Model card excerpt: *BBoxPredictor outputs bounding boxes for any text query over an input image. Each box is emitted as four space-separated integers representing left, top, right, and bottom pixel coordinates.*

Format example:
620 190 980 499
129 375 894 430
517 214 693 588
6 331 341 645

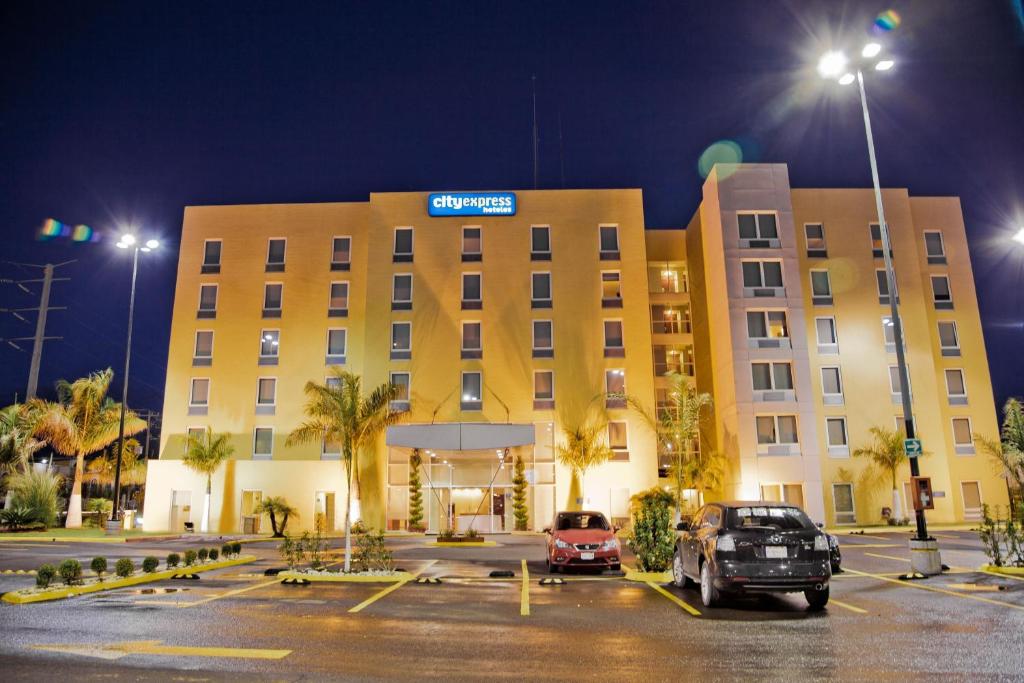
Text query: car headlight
601 538 619 551
716 535 735 553
554 538 570 549
814 534 829 552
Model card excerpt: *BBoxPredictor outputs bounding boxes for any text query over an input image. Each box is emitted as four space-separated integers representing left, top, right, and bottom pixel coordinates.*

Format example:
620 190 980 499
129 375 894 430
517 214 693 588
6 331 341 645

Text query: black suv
672 501 832 609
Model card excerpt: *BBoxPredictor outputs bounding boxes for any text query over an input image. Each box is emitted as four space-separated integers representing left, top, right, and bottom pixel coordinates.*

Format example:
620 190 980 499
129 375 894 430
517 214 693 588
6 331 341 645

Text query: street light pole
111 244 140 525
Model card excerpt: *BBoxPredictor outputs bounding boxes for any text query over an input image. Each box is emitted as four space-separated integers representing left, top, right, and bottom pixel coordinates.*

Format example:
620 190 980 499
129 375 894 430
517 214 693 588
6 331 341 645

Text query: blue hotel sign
428 192 516 217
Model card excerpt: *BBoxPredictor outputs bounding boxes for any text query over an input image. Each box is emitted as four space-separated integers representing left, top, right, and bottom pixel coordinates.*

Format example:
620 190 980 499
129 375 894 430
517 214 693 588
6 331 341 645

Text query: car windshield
726 506 813 530
556 514 609 531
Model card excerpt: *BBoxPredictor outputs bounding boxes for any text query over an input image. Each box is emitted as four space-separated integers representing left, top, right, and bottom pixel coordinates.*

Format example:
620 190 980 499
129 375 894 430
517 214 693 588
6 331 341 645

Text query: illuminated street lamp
110 232 159 531
1013 227 1024 246
818 41 940 571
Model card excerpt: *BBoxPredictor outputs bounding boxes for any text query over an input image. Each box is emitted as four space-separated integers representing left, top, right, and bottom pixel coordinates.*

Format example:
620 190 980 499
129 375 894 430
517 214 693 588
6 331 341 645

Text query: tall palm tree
555 421 613 511
625 373 713 519
183 427 234 533
286 369 407 572
853 426 915 520
1 404 45 508
86 438 147 489
31 369 146 528
977 398 1024 499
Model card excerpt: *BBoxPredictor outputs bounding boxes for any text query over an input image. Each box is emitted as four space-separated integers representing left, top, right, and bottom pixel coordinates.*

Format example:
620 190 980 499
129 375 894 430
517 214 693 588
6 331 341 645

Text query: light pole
818 42 941 574
109 233 159 531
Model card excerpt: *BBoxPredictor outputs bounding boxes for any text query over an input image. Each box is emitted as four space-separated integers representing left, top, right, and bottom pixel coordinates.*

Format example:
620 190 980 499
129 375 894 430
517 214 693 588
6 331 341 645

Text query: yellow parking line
645 581 701 616
348 559 436 614
864 552 909 563
982 569 1024 582
843 567 1024 612
840 544 901 549
520 559 530 616
838 533 891 541
179 579 280 608
829 598 868 614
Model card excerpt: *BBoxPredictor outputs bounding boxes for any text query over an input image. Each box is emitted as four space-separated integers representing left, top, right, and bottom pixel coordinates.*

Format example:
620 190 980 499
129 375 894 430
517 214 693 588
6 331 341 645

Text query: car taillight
716 535 735 553
813 535 829 552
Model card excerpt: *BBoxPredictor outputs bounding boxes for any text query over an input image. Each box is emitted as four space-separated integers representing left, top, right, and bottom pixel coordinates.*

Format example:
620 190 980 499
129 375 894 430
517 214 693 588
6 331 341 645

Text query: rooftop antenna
532 75 539 190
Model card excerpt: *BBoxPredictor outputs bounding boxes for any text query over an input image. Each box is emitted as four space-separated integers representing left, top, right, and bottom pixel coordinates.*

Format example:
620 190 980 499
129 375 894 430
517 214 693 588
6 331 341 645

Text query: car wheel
672 550 687 588
549 562 559 574
699 561 720 607
805 585 829 610
831 561 842 574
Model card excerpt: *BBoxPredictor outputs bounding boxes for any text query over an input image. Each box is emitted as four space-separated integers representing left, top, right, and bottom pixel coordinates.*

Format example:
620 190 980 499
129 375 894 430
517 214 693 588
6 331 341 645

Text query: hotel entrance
423 449 515 533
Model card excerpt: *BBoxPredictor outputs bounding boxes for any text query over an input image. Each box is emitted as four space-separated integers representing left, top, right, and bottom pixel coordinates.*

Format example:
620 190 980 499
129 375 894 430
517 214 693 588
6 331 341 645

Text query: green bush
465 527 480 540
84 498 113 528
58 559 82 586
353 527 393 573
231 541 242 556
166 552 181 568
115 558 134 578
628 497 676 572
184 549 198 566
208 548 219 561
8 469 63 529
197 547 209 562
221 543 232 558
142 556 159 573
0 506 40 531
438 527 455 541
512 456 529 531
90 557 108 581
36 563 56 588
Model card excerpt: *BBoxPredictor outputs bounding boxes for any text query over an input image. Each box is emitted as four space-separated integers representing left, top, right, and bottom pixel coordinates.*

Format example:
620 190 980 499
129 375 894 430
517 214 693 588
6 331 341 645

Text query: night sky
1 1 1022 414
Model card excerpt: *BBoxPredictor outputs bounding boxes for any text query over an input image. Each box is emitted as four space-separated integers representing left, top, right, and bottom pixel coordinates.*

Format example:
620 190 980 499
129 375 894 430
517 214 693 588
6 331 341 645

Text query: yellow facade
145 166 1007 532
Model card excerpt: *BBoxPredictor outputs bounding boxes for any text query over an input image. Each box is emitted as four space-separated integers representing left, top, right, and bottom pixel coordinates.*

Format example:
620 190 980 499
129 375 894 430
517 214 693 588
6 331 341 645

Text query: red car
544 511 621 572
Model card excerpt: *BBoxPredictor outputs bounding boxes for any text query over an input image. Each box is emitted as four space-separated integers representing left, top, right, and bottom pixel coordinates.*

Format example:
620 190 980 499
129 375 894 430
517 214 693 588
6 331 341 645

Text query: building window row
800 223 948 265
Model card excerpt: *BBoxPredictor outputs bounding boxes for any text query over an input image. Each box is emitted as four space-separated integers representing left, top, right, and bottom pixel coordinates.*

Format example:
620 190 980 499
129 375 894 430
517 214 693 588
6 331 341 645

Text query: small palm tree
977 398 1024 498
286 369 407 572
183 427 234 533
853 426 915 520
30 369 146 528
1 404 45 507
86 438 147 490
255 496 299 537
556 421 613 511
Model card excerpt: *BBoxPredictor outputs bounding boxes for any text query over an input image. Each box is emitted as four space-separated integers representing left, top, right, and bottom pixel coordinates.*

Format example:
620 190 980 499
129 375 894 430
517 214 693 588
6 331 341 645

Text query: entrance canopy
385 423 535 451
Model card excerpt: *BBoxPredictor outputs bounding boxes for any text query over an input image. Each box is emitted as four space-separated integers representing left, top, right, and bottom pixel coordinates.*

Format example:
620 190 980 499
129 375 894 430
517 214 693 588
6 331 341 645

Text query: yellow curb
2 556 257 605
624 568 673 583
520 559 530 616
428 541 498 547
277 570 413 583
981 564 1024 577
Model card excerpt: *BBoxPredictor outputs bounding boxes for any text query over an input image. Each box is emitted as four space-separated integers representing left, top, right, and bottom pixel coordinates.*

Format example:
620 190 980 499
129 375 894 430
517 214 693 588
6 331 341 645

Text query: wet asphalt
0 531 1022 681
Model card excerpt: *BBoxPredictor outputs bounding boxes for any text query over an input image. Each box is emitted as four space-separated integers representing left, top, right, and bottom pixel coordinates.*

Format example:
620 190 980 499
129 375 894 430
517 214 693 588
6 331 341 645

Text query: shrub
630 486 675 515
166 552 181 568
279 534 304 570
8 469 63 529
142 556 159 573
84 498 113 528
979 505 1005 567
90 557 108 581
438 527 455 541
36 563 57 588
115 558 134 578
628 497 675 572
512 455 529 531
197 547 209 562
353 527 393 573
465 527 480 540
208 548 219 561
231 541 242 556
0 506 40 531
221 543 232 558
59 558 82 586
184 549 198 566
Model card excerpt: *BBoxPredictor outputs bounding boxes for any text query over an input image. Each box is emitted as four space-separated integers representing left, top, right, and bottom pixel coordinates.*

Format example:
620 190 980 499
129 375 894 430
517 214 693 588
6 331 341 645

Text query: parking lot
1 530 1022 681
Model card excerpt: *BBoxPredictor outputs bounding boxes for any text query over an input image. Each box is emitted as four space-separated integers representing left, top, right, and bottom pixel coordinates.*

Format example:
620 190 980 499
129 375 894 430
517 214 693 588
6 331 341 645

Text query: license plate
765 546 788 559
580 552 595 560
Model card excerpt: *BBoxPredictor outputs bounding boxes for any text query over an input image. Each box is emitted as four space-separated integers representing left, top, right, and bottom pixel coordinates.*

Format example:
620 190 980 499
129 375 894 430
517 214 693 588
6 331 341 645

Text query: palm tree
85 438 147 491
286 369 407 572
1 404 45 508
31 369 146 528
853 426 915 521
624 373 713 520
977 398 1024 501
555 421 613 511
183 427 234 533
256 496 299 537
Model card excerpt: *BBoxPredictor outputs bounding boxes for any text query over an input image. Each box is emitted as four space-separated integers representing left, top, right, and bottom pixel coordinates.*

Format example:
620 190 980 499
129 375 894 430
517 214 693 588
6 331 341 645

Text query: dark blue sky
1 1 1022 412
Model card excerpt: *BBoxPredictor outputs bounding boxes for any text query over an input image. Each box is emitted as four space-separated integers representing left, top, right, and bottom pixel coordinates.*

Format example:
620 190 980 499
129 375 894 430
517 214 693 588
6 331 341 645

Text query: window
649 264 686 293
329 282 349 316
832 483 856 524
198 284 218 318
462 226 482 260
391 322 411 359
266 238 286 271
253 427 273 459
815 317 838 351
751 362 793 392
952 417 974 454
924 231 946 263
821 367 843 403
531 272 552 308
605 369 626 396
938 321 960 355
747 310 789 341
601 271 622 307
869 223 892 257
257 377 276 406
461 371 482 409
738 213 778 244
741 260 783 292
393 227 413 262
888 365 912 399
653 344 693 376
263 283 283 317
945 369 967 404
599 225 620 259
462 273 482 309
826 417 849 451
193 331 213 365
603 320 624 356
531 225 551 259
931 275 953 308
810 270 832 304
875 270 899 304
534 370 554 407
202 239 221 273
608 421 628 460
880 316 897 353
331 236 352 270
805 223 826 255
960 481 983 520
461 321 482 358
532 320 553 357
652 305 688 334
259 329 280 362
756 415 799 446
392 273 413 310
190 378 210 407
391 372 410 408
327 329 347 363
185 427 206 454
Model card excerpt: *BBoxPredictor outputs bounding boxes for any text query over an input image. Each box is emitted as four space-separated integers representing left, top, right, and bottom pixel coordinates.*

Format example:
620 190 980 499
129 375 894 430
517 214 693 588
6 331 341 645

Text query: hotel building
143 163 1008 533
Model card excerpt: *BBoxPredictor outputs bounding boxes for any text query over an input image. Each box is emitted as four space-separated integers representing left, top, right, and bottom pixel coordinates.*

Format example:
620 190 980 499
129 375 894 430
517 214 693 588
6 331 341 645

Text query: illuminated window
259 329 279 358
461 372 482 409
601 271 622 307
391 372 410 403
747 310 788 339
391 322 411 360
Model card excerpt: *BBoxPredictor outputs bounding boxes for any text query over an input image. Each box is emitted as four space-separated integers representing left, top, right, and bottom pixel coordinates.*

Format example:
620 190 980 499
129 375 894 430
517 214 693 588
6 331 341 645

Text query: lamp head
817 50 848 78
